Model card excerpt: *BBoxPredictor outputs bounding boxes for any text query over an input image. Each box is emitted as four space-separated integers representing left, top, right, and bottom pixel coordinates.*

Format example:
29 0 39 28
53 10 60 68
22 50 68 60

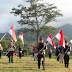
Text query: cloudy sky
0 0 72 33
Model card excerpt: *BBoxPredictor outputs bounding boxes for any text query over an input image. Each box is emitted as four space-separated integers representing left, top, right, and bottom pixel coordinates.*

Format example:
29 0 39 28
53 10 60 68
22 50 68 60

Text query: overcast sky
0 0 72 33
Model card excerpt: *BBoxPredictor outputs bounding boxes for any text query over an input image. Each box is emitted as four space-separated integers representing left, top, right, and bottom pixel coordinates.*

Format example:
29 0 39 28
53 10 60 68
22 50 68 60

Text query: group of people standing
55 41 71 68
0 38 71 70
33 38 71 70
0 40 23 63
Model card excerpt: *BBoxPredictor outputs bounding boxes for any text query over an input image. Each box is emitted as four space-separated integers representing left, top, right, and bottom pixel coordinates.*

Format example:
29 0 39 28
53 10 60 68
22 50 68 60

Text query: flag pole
0 32 7 42
4 25 17 56
0 25 15 42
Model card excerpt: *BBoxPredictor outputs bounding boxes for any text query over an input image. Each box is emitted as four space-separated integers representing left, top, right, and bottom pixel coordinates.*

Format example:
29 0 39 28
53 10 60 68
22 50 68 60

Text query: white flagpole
0 32 7 42
0 25 14 42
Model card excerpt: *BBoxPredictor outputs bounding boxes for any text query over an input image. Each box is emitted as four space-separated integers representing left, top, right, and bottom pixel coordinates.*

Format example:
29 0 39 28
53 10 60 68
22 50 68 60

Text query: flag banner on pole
8 26 17 42
18 32 24 44
55 29 65 48
46 34 56 48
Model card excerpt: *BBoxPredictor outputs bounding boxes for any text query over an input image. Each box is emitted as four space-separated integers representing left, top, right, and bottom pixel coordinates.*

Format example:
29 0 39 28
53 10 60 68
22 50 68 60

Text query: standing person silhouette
49 47 52 59
18 45 23 59
37 38 47 70
8 40 16 63
64 41 71 68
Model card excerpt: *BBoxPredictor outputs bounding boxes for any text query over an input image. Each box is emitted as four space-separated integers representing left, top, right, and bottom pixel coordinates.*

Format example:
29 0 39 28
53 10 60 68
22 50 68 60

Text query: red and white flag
18 32 24 44
47 34 56 48
55 29 65 48
8 26 17 42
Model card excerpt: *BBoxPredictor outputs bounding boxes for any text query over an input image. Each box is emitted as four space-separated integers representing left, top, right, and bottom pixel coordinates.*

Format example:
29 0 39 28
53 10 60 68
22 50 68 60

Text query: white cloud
0 0 72 33
41 0 72 27
0 0 24 33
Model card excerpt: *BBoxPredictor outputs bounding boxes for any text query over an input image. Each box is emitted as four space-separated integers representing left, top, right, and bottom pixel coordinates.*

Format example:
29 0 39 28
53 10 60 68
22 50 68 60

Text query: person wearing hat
64 41 71 68
36 38 47 70
0 42 3 59
8 40 16 63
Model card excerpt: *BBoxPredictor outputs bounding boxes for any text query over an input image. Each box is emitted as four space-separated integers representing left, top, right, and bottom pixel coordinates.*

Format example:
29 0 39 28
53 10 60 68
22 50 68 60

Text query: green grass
0 56 72 72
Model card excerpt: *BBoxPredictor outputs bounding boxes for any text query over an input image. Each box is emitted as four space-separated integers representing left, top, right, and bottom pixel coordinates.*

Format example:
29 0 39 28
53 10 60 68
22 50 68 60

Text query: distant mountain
0 24 72 41
58 24 72 39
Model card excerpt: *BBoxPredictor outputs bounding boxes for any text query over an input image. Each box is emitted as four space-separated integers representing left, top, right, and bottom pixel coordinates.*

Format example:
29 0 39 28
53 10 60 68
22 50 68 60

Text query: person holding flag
55 29 65 62
36 38 47 70
55 29 65 48
7 26 17 63
64 41 71 68
18 32 24 58
46 34 56 59
7 40 16 63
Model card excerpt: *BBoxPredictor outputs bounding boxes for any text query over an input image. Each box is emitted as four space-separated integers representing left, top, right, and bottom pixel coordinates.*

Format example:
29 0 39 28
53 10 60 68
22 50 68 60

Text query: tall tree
11 0 62 43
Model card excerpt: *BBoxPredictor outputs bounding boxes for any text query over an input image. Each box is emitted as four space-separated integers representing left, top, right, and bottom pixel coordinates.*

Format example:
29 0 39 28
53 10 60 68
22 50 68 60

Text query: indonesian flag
55 29 65 48
8 26 17 42
47 34 56 48
18 32 24 44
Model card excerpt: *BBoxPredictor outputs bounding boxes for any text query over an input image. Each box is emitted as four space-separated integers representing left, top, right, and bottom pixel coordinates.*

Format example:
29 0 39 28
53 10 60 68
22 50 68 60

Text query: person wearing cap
37 38 47 70
64 41 71 68
0 42 3 59
18 45 23 59
8 40 16 63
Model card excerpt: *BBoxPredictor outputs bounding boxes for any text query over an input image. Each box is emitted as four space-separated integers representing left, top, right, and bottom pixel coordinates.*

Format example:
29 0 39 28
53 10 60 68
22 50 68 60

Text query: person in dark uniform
0 42 3 59
56 45 60 61
8 40 16 63
48 47 52 59
64 41 71 68
37 38 47 70
18 45 23 59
